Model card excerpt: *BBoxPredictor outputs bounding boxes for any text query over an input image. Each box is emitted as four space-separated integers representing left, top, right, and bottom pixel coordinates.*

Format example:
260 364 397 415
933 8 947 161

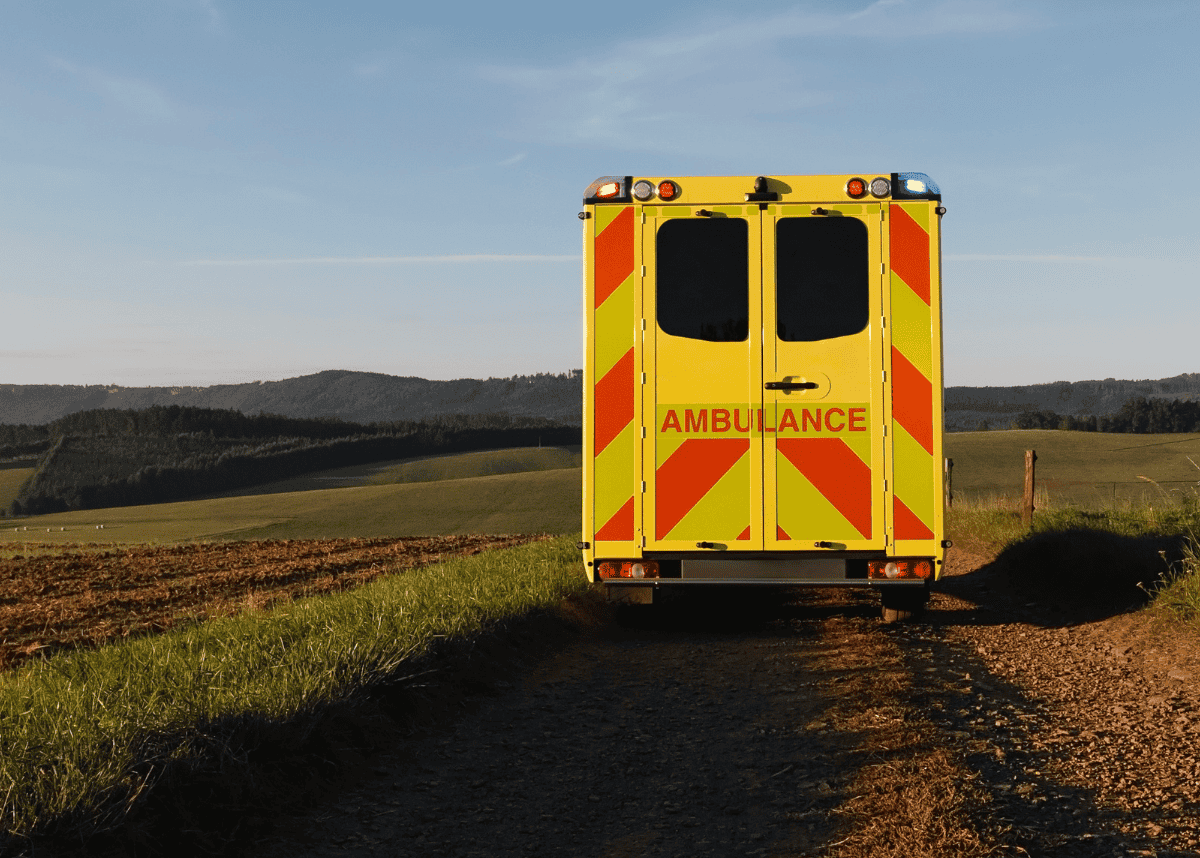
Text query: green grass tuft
0 535 588 842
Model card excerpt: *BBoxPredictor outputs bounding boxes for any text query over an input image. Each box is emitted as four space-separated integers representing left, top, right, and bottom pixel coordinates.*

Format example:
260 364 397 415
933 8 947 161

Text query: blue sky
1 0 1196 388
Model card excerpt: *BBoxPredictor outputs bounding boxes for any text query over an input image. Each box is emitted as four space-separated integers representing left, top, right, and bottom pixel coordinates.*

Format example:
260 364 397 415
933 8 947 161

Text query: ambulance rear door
644 200 888 554
762 203 887 552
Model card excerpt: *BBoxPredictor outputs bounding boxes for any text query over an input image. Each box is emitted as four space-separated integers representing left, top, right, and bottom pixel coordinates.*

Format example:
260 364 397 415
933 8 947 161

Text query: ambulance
578 173 948 621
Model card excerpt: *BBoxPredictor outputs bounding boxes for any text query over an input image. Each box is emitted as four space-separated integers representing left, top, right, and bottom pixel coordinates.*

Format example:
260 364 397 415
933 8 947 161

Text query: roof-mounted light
632 180 655 201
583 176 633 205
869 177 891 198
657 180 679 201
891 172 942 201
845 177 867 199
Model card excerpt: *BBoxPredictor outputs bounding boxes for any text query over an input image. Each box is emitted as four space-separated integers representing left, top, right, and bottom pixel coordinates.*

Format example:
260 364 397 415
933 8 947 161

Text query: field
3 432 1200 853
0 459 36 512
0 534 545 671
198 445 581 498
1 462 581 547
945 430 1200 508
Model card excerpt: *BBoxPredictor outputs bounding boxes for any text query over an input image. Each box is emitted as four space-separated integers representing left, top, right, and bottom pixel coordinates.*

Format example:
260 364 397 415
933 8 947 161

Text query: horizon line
181 254 577 266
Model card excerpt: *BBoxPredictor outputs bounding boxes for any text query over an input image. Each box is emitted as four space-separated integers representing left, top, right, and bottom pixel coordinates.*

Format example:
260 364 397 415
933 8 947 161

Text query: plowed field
0 535 547 670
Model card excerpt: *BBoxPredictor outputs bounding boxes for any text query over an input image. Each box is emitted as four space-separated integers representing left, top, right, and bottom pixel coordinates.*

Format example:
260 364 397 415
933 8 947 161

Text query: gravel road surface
244 546 1200 858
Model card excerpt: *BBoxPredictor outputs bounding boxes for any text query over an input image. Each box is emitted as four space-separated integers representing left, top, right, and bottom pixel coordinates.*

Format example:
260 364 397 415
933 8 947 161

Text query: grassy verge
947 492 1200 624
0 534 590 850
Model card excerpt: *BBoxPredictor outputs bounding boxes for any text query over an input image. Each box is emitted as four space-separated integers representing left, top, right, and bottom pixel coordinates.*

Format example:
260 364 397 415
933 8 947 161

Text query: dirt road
245 546 1200 858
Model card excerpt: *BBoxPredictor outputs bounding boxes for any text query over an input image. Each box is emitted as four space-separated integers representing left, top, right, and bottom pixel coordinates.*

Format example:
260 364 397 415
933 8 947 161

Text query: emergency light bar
891 172 941 201
583 176 632 204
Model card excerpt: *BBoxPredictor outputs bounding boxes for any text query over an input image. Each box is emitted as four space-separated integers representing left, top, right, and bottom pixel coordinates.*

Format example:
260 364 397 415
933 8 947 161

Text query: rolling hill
0 369 583 426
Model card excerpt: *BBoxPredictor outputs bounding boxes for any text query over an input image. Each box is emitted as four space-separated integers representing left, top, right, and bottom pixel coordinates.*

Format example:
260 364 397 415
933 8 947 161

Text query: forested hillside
0 370 583 425
5 368 1200 434
1009 397 1200 434
946 373 1200 431
2 405 579 516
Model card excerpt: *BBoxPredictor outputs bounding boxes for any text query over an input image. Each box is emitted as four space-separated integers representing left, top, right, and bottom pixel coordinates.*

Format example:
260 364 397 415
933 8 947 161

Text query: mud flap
606 585 655 605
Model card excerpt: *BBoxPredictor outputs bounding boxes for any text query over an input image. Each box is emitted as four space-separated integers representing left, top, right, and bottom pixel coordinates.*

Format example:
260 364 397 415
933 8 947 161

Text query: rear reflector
597 560 660 580
868 559 932 580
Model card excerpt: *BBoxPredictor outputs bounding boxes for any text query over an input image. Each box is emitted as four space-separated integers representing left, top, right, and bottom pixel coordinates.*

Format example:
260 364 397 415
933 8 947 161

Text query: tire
880 586 928 623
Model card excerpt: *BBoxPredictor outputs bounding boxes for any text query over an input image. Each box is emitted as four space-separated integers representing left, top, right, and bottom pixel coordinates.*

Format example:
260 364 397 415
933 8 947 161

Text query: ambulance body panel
580 174 945 610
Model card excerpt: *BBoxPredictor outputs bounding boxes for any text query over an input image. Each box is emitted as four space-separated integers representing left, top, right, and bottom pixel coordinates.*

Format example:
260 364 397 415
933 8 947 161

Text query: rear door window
656 218 749 342
775 217 869 342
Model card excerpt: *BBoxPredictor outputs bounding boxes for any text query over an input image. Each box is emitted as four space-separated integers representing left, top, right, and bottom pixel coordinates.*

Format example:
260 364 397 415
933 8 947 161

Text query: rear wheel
880 585 928 623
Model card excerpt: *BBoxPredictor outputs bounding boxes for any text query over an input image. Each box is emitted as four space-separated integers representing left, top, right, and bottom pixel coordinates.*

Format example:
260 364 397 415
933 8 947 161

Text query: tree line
2 405 580 516
1012 396 1200 433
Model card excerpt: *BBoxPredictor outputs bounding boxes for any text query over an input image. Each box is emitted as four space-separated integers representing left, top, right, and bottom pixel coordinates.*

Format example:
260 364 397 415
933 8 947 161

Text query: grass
945 457 1200 626
0 467 582 546
196 446 582 498
0 461 35 515
0 534 590 846
364 446 581 485
945 429 1200 508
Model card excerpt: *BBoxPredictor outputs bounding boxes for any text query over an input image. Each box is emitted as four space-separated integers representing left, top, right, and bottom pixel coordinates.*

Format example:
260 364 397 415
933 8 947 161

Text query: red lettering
685 409 707 433
734 409 751 433
661 410 681 432
849 407 866 431
712 408 730 432
802 409 822 432
778 408 798 433
824 408 846 432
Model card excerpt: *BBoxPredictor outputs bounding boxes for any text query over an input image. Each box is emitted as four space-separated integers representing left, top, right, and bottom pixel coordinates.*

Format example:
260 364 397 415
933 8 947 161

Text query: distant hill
4 368 1199 432
945 373 1200 431
0 370 583 426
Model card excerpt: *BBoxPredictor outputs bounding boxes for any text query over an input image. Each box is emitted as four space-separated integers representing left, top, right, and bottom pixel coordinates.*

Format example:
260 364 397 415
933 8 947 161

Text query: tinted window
776 217 869 342
656 218 748 342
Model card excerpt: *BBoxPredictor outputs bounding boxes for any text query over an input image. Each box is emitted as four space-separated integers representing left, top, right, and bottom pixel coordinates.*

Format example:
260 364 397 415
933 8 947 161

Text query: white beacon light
632 180 655 201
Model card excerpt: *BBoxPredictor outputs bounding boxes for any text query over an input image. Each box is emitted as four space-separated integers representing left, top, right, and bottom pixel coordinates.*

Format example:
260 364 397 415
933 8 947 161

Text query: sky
1 0 1197 389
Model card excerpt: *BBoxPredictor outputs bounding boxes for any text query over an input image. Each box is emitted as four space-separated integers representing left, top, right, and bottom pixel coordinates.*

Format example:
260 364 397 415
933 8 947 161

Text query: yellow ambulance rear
578 174 947 620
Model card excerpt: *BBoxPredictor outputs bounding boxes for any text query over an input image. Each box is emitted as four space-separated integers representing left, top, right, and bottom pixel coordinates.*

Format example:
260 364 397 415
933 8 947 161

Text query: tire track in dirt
245 557 1200 857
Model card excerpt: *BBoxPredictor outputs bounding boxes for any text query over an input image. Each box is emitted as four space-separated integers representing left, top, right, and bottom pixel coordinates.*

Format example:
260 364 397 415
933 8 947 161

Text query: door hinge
881 262 886 275
641 212 647 224
882 370 887 382
883 425 888 436
641 318 647 330
884 479 888 491
641 481 646 493
641 265 646 276
881 316 886 329
641 536 647 547
641 372 647 384
641 426 647 439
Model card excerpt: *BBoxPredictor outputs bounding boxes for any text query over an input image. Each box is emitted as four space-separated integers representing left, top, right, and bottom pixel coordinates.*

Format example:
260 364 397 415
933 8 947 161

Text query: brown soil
241 542 1200 858
10 537 1200 856
0 535 547 670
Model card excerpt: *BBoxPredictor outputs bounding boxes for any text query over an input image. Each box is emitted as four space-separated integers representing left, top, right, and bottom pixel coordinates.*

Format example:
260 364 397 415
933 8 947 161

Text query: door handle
765 381 819 390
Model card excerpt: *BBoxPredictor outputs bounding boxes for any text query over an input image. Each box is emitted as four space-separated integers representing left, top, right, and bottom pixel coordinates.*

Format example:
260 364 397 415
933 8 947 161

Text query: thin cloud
182 255 577 266
947 254 1153 263
498 152 527 167
49 57 187 123
353 58 390 79
482 0 1037 151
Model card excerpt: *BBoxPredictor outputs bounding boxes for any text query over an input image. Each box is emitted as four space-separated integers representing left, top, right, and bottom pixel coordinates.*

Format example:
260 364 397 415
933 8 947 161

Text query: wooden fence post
944 458 953 509
1023 449 1037 526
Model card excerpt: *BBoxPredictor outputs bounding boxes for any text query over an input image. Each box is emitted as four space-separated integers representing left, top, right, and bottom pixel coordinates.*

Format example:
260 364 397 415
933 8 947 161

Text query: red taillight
868 559 932 580
597 560 660 580
657 180 678 201
845 177 867 198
